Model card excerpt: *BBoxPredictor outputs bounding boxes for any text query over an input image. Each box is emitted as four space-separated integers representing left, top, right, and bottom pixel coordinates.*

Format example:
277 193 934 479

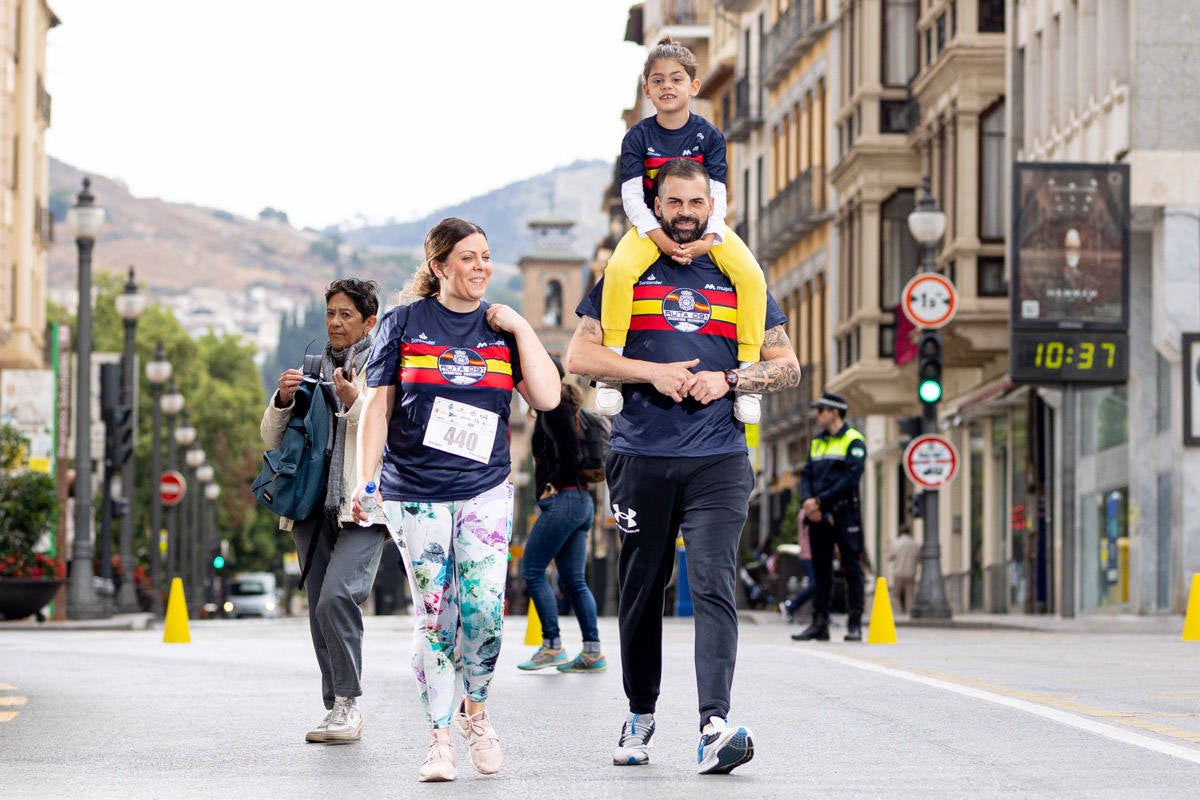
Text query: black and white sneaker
696 716 754 774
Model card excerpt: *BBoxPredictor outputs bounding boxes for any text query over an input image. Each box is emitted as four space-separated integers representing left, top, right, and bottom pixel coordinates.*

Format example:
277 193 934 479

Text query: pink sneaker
454 698 503 774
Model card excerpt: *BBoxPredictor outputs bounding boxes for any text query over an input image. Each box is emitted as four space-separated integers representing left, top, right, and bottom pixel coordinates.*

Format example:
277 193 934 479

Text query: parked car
223 572 279 619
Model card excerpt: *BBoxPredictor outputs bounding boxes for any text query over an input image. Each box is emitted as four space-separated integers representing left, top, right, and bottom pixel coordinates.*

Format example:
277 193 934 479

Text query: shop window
1080 386 1128 455
1081 487 1127 610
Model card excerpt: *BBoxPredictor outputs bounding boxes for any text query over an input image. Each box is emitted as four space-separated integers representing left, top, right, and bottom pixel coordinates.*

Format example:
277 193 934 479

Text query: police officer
793 392 867 642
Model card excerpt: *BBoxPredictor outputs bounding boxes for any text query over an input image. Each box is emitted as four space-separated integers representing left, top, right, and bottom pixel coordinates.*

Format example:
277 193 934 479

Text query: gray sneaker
612 712 655 766
323 695 362 743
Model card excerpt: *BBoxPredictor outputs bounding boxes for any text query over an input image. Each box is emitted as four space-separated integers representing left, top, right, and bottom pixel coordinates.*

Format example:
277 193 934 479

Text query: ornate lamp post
65 178 108 620
907 176 952 619
160 383 184 583
204 482 222 607
195 465 215 607
144 342 172 614
173 411 197 594
114 268 145 613
185 442 206 609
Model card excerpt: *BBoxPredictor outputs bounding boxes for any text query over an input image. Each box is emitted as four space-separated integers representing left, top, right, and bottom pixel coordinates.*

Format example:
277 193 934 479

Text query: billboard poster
1011 162 1130 331
1 369 56 473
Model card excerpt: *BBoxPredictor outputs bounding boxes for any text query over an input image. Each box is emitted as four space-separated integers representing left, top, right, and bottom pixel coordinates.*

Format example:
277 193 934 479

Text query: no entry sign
160 470 186 506
903 434 959 490
901 273 958 329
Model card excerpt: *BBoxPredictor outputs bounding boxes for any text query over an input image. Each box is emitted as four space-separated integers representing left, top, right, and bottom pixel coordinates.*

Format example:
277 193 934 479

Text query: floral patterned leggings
383 481 512 729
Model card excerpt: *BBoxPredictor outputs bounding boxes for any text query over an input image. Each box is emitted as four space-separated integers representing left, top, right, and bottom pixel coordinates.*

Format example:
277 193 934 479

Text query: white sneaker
595 383 623 415
697 716 755 774
734 393 761 425
612 712 655 766
305 707 335 743
322 695 362 743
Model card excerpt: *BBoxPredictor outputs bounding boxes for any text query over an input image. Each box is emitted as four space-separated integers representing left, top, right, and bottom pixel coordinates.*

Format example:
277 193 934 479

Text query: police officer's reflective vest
801 424 866 509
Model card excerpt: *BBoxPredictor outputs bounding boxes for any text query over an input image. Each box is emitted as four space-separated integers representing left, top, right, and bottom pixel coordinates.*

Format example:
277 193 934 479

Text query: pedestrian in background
353 217 559 782
518 355 606 673
778 515 814 625
793 391 868 643
567 157 800 775
260 277 386 745
889 525 921 614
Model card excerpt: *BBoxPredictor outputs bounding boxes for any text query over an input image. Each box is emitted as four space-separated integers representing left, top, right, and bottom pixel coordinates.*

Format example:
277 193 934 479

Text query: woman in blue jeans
518 357 606 672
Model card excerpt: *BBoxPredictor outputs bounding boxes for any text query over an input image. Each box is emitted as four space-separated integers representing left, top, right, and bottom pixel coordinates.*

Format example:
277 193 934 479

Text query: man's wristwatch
724 369 739 389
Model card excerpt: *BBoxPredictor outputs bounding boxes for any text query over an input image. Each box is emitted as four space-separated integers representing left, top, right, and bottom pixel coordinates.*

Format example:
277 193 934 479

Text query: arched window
543 279 563 327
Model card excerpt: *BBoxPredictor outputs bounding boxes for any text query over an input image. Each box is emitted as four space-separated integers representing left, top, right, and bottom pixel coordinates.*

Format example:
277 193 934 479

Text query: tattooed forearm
762 326 788 349
573 316 629 383
580 316 602 337
735 360 800 392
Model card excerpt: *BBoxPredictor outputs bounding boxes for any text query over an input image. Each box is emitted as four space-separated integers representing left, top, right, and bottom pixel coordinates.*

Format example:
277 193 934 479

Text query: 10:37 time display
1010 331 1129 384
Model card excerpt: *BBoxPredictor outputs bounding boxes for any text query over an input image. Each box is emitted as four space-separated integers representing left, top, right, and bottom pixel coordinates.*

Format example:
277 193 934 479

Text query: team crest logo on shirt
437 347 488 385
661 287 712 332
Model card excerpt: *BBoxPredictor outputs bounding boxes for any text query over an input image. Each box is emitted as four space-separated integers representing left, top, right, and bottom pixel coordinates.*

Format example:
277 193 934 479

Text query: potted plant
0 424 63 620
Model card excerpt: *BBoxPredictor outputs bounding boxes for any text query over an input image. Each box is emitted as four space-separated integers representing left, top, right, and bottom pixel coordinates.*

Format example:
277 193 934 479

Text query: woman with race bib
353 217 559 782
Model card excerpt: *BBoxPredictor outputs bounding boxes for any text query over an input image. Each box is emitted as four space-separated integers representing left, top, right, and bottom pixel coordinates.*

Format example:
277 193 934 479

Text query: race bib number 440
422 396 499 464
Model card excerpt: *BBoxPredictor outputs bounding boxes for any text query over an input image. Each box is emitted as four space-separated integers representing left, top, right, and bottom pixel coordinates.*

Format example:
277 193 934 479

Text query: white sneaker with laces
612 712 655 766
322 695 362 743
697 715 755 774
305 707 335 743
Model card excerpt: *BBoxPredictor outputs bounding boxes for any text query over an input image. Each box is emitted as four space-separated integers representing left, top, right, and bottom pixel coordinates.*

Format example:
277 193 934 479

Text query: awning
941 377 1030 423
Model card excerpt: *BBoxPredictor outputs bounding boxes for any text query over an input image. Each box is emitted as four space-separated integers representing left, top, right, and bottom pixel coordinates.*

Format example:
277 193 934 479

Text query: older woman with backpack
517 355 607 674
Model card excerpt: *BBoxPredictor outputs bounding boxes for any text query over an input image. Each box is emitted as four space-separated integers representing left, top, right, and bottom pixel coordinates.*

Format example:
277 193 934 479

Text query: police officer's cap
811 391 849 412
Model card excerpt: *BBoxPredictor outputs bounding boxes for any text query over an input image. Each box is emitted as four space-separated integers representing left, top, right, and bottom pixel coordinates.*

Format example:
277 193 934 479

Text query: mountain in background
46 157 614 307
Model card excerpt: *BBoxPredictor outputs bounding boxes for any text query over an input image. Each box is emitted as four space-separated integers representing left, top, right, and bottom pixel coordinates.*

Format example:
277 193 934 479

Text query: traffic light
100 362 134 469
105 404 134 469
211 550 226 571
917 332 943 405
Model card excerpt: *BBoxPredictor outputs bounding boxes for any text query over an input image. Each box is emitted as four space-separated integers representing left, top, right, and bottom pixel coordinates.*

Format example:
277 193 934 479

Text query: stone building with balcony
0 0 57 370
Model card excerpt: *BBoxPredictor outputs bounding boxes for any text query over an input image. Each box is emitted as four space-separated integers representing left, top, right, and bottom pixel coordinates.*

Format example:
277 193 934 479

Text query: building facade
0 0 56 370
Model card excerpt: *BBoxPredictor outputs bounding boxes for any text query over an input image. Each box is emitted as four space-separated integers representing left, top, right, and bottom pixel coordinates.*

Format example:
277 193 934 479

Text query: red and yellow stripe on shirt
642 154 705 192
628 284 737 339
398 342 514 389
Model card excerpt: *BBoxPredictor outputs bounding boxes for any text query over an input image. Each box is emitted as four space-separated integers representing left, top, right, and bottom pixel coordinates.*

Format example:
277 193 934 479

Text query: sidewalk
740 607 1187 636
0 612 154 631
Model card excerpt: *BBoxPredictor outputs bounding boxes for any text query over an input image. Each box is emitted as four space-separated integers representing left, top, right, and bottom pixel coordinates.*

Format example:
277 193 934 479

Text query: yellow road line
0 682 15 690
0 711 18 722
0 696 28 706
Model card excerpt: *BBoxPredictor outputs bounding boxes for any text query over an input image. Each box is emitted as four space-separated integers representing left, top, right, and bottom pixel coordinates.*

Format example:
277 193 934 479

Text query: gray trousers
292 513 386 709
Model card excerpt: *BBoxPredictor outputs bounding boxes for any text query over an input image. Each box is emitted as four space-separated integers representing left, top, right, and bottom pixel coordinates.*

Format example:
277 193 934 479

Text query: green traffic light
212 555 226 570
918 379 943 404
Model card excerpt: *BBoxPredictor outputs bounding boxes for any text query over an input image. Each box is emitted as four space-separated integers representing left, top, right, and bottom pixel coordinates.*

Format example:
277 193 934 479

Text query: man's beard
663 214 705 244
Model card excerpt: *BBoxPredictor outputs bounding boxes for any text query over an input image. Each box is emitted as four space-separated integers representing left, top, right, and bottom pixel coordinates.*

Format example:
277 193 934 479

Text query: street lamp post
194 462 214 609
907 176 953 619
173 412 197 603
185 442 206 610
160 383 184 584
66 178 108 620
114 268 145 613
145 342 172 615
204 482 221 607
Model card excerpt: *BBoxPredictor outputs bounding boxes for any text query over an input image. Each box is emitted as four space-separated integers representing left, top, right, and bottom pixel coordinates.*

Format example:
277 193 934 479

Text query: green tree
69 271 289 580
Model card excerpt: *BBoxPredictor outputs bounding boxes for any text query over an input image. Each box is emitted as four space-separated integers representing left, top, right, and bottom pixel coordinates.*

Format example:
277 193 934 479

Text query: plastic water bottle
357 481 379 527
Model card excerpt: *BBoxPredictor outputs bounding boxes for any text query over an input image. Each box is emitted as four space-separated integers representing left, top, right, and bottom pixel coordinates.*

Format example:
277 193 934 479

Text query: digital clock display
1010 331 1129 384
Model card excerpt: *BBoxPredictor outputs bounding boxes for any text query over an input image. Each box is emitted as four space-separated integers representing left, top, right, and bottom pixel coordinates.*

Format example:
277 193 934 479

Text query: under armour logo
611 503 639 533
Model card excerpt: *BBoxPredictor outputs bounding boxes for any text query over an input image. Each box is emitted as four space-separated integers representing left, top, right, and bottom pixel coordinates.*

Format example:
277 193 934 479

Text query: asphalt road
3 611 1200 798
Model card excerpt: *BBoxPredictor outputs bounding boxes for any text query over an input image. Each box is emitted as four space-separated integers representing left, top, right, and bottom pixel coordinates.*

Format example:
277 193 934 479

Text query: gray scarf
322 334 373 515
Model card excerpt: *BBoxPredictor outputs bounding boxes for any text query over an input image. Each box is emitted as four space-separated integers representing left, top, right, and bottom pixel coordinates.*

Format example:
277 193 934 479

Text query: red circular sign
903 434 959 490
160 470 187 506
901 273 958 329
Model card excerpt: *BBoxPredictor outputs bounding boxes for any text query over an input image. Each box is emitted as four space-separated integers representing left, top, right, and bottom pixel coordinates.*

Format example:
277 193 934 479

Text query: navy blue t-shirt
576 256 785 458
365 297 523 502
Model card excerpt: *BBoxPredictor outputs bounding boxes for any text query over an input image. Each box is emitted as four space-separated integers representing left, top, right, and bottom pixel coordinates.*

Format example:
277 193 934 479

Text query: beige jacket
259 366 384 530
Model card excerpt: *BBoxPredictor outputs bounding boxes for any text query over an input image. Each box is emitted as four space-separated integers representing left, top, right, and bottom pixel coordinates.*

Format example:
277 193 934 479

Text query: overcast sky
45 1 646 230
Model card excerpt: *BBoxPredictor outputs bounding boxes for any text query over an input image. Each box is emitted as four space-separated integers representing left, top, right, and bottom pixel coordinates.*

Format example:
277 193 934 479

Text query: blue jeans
520 488 599 644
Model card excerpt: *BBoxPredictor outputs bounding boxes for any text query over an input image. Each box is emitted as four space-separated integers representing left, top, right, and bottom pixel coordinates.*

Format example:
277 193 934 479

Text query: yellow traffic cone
1182 574 1200 642
866 576 897 644
163 577 191 644
523 600 543 646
